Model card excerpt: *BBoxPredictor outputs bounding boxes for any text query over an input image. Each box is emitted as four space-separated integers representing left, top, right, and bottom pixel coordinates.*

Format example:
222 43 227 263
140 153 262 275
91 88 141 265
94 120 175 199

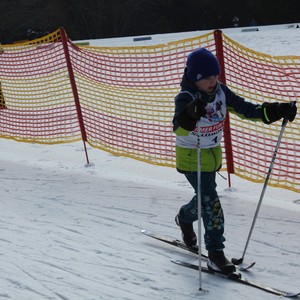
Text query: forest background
0 0 299 44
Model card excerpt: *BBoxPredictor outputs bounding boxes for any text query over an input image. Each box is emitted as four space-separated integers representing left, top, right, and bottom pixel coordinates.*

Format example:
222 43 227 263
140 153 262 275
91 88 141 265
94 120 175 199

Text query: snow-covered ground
1 24 300 299
80 23 300 56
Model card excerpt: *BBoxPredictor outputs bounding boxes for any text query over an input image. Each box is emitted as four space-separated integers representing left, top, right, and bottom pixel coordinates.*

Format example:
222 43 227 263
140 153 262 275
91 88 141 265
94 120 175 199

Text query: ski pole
196 118 203 291
232 102 295 265
197 118 209 294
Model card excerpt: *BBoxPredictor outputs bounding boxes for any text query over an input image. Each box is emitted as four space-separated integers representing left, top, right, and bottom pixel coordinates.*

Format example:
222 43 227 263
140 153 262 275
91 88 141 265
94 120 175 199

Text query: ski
141 229 203 256
141 229 255 271
171 259 300 298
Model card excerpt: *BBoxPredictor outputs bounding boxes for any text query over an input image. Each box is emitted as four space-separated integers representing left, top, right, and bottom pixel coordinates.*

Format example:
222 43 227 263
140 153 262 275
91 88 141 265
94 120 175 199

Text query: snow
1 24 300 299
80 23 300 56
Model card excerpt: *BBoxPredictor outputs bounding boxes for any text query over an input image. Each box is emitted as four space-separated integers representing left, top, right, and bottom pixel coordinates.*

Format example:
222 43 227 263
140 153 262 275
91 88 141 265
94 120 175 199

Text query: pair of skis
141 230 300 298
141 229 255 271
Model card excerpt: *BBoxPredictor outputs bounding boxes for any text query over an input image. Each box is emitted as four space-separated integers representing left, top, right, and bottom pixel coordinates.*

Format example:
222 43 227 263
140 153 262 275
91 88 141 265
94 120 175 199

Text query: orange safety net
0 28 299 192
68 32 216 166
0 29 82 144
222 34 300 192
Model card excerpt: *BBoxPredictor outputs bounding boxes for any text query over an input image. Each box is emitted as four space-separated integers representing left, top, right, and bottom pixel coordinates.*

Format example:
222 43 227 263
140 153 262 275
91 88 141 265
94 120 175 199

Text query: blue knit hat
186 48 220 82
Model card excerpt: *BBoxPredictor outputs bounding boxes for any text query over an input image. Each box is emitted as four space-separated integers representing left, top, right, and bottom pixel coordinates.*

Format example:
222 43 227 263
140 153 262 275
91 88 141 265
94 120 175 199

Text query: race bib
176 89 227 149
191 119 225 148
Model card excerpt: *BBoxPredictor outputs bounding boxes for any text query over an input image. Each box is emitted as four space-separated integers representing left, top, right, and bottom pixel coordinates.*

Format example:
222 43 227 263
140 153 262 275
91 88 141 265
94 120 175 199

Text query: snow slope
1 24 300 299
80 23 300 56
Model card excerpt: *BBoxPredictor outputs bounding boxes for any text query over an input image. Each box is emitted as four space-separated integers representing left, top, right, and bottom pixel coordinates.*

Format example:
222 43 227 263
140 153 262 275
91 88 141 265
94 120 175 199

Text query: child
172 48 297 274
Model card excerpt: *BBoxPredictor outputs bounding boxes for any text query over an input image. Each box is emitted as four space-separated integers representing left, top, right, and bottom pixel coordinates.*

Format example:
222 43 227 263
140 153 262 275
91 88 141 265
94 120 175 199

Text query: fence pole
214 29 234 187
60 27 90 165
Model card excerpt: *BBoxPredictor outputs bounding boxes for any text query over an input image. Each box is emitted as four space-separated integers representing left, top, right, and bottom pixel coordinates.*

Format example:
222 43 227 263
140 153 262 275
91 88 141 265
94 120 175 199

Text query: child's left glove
262 101 297 124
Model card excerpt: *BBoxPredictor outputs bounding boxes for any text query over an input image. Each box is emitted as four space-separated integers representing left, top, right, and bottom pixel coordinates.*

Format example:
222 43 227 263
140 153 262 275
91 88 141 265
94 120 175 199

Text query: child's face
194 76 218 93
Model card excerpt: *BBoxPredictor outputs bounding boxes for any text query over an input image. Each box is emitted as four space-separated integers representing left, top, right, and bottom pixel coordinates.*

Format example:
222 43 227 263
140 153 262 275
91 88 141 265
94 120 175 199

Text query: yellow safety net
222 34 300 192
0 28 299 192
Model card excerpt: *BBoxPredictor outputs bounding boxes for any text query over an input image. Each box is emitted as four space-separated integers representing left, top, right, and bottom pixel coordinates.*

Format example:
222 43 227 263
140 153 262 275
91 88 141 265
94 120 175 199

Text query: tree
0 0 65 43
0 0 299 43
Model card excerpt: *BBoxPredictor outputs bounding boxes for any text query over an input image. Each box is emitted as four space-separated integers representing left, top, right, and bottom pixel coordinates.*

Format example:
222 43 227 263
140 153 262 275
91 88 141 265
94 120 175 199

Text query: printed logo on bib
192 98 226 148
191 120 225 148
206 100 225 122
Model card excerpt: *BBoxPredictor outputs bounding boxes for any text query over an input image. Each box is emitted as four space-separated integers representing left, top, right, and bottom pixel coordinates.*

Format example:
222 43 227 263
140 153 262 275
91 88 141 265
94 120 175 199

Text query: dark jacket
172 73 262 173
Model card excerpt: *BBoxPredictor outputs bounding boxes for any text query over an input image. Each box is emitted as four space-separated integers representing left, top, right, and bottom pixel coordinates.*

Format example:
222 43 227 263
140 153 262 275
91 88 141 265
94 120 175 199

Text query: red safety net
0 30 81 144
0 28 299 192
221 34 300 191
66 31 217 166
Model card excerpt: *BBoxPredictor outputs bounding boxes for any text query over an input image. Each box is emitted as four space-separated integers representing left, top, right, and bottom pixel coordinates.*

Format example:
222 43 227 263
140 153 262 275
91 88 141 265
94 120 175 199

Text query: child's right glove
178 93 207 131
262 101 297 124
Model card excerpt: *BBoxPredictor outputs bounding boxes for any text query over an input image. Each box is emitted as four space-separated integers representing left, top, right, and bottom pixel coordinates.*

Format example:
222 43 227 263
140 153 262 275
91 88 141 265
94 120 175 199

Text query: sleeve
221 84 262 121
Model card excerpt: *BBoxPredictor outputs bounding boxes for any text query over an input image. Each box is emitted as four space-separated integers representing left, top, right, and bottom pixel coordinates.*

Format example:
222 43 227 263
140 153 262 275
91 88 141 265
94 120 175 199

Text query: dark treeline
0 0 299 44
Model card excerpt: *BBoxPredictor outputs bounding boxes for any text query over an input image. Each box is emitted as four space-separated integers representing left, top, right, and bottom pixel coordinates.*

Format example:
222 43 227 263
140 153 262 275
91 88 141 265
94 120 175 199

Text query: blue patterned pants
179 171 226 251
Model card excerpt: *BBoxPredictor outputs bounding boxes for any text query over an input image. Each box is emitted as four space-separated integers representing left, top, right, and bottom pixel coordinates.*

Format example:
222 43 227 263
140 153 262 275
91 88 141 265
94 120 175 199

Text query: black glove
185 97 207 120
262 101 297 124
178 94 207 131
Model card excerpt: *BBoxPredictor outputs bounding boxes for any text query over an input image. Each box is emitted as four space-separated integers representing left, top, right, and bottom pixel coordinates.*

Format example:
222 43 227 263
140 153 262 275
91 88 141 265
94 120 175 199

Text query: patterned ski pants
180 171 226 251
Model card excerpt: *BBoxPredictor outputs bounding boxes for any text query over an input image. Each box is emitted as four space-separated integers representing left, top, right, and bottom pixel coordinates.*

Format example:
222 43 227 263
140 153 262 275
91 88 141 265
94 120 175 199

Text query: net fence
68 32 216 166
0 28 299 192
222 34 300 191
0 30 81 144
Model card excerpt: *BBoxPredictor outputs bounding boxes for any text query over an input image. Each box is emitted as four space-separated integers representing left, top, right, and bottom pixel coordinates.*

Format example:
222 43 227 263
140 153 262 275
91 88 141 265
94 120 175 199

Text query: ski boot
175 211 197 247
207 250 236 275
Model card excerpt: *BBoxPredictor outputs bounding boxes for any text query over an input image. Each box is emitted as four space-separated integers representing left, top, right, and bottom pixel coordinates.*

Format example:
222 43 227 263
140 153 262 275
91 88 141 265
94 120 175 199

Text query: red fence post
214 29 234 187
60 27 90 165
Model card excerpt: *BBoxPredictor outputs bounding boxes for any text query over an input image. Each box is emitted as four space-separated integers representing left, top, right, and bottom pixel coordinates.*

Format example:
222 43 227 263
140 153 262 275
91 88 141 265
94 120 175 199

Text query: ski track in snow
0 141 299 300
